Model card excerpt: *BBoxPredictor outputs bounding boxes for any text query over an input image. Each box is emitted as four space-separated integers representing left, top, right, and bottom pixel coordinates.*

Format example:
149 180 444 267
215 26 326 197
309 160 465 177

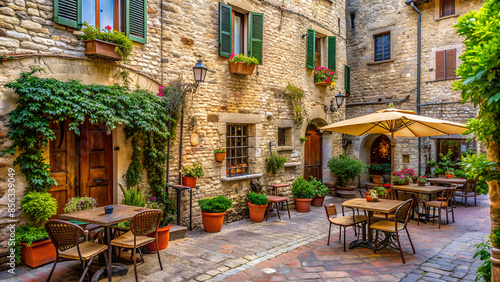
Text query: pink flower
325 80 331 84
157 92 164 97
327 76 331 80
105 25 112 31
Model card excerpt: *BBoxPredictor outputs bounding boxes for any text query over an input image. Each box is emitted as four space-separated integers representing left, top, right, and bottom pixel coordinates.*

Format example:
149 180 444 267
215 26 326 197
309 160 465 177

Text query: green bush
182 162 204 178
79 22 133 61
266 153 287 174
64 196 98 213
247 192 268 206
309 177 329 197
291 176 315 199
21 192 57 225
327 155 367 187
119 184 146 207
14 225 49 263
199 196 232 213
460 153 498 195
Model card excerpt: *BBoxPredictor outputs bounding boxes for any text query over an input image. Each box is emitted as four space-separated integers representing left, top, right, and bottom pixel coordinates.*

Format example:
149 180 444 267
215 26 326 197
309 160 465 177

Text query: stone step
169 224 188 241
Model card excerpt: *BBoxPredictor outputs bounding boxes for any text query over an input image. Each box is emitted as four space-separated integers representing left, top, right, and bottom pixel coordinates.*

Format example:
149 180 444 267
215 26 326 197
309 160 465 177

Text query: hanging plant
265 153 287 174
283 83 308 125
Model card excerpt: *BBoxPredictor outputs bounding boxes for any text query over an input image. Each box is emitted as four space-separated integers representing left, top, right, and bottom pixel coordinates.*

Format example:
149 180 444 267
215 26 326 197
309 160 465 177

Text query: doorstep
169 224 188 241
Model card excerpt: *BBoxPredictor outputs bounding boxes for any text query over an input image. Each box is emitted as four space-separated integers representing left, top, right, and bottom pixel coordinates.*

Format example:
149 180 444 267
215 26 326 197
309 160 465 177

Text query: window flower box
79 24 133 62
314 66 336 87
228 53 259 75
83 39 122 61
315 81 332 87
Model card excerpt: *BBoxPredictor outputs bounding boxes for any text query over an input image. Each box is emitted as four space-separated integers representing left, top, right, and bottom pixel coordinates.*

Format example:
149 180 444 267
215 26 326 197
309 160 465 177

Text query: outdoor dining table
427 178 467 186
342 198 403 250
60 204 150 281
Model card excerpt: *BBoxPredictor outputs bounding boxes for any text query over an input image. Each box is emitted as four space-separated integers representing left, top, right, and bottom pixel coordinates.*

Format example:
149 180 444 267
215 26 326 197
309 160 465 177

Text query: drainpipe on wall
407 0 422 176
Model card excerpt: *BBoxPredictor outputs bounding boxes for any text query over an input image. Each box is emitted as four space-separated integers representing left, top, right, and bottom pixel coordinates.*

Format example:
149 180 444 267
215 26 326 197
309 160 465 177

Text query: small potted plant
314 66 336 86
199 196 233 232
19 192 57 267
79 23 133 61
310 177 329 207
265 153 287 174
227 53 259 75
418 175 428 186
247 192 269 223
145 197 176 252
64 196 98 224
214 148 226 162
291 176 316 212
327 155 367 197
181 162 204 188
446 170 455 179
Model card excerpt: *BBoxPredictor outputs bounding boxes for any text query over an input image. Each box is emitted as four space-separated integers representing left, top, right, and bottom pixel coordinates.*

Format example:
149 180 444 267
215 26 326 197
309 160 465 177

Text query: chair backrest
441 188 455 205
395 198 414 225
324 204 337 218
130 209 162 236
467 179 478 194
45 219 86 252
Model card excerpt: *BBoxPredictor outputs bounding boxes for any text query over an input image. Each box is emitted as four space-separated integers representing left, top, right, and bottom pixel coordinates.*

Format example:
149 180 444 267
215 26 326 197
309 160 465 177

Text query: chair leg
432 207 435 225
276 202 281 221
343 227 346 252
338 226 342 241
451 205 455 223
265 203 270 222
156 239 163 270
446 207 449 224
395 231 405 264
138 247 144 263
285 200 291 219
47 257 58 282
373 230 379 254
133 246 138 282
79 257 93 282
438 208 442 229
474 196 477 207
327 223 331 245
465 197 468 208
405 227 415 254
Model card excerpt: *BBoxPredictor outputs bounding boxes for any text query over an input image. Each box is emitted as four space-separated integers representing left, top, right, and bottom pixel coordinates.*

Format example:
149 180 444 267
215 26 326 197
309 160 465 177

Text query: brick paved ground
0 194 490 281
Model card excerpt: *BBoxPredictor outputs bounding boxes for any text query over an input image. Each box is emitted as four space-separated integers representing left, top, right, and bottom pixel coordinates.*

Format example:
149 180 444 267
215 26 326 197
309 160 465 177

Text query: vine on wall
283 83 308 125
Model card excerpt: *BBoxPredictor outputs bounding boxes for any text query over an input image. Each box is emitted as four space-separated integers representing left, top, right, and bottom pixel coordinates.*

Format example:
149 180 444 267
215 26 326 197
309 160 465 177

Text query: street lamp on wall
192 55 208 83
324 92 346 113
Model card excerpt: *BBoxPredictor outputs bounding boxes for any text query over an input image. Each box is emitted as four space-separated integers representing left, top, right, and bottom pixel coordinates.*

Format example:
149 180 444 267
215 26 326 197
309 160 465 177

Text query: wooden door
79 120 113 206
304 124 323 181
49 121 78 216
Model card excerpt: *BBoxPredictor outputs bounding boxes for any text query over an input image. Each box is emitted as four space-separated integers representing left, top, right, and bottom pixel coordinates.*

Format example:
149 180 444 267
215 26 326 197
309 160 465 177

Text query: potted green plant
291 176 316 212
265 153 287 174
63 196 98 225
19 192 57 267
227 53 259 75
446 170 455 179
145 196 176 252
215 147 226 162
314 66 336 86
181 162 204 188
79 23 133 61
369 187 388 201
327 155 367 196
247 192 269 223
199 196 233 232
310 177 329 207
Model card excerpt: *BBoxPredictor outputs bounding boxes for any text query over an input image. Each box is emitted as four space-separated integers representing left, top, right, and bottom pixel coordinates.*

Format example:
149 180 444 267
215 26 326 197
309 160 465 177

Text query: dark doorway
370 135 391 165
304 124 322 181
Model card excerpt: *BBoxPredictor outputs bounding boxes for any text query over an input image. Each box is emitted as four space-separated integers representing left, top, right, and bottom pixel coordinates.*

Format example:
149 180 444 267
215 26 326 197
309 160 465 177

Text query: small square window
278 127 292 146
374 33 391 62
441 0 455 17
226 124 249 176
402 154 410 164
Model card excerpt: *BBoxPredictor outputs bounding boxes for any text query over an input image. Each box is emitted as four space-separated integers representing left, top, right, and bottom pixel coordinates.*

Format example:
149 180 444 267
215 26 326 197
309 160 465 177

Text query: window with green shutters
249 12 263 65
307 31 336 71
53 0 147 44
306 29 315 69
219 3 232 58
345 65 351 93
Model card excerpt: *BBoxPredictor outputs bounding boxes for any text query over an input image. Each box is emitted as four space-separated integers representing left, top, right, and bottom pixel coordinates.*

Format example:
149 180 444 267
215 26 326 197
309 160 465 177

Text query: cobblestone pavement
0 194 490 282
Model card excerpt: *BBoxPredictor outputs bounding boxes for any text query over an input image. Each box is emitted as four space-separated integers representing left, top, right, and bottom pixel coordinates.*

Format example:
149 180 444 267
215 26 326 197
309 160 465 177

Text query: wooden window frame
84 0 123 31
231 10 248 56
374 32 391 62
436 49 457 80
440 0 455 18
226 124 250 177
315 37 322 69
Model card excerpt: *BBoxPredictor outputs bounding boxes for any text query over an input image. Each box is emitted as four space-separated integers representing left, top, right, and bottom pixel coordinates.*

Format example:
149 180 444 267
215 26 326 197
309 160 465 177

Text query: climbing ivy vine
3 67 182 214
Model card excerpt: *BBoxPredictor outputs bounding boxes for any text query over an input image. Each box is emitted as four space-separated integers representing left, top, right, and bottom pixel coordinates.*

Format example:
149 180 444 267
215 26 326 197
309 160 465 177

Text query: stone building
0 0 347 261
345 0 483 185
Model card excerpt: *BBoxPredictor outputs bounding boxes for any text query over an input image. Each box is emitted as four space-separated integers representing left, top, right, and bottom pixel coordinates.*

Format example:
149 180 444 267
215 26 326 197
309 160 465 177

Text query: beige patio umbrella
320 104 468 181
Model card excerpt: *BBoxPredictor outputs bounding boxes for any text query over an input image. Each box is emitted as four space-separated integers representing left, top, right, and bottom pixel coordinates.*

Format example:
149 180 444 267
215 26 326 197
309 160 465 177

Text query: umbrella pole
391 130 395 198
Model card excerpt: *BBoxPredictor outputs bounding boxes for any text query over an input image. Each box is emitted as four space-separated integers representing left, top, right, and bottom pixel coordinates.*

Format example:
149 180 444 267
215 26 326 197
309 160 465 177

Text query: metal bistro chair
111 210 163 282
426 188 456 229
370 198 415 264
324 203 367 252
45 220 108 282
455 179 478 208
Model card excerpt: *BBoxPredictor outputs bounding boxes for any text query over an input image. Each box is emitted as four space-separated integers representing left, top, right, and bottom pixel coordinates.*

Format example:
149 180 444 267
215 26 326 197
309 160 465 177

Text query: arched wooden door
304 124 322 181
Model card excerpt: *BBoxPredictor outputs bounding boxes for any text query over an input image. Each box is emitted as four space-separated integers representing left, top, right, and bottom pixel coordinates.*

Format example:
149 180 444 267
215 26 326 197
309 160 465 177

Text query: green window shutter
327 36 336 71
248 12 264 65
345 65 351 93
219 3 232 58
306 29 315 69
54 0 81 28
126 0 147 44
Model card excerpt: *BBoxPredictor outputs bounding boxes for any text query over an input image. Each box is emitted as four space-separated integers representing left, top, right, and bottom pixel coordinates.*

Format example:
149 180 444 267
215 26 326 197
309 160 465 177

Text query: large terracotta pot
248 202 268 223
295 198 312 212
215 152 226 162
182 176 197 188
229 62 256 75
372 175 382 184
201 211 226 232
21 239 56 268
146 225 171 252
311 196 325 207
492 247 500 282
83 39 121 60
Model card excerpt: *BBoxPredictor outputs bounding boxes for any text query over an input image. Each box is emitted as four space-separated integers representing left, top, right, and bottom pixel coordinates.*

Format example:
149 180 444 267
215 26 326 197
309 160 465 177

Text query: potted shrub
310 177 329 207
181 162 204 188
227 53 259 75
291 176 316 212
368 163 391 184
327 155 367 196
145 197 176 252
266 153 287 174
314 66 336 86
446 170 455 179
215 148 226 162
19 192 57 267
79 23 133 61
64 196 98 225
199 196 233 232
247 192 269 223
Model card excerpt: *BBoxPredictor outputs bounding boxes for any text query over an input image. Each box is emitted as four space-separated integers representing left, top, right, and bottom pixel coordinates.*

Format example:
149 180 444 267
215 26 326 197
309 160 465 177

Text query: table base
349 239 373 250
91 263 129 282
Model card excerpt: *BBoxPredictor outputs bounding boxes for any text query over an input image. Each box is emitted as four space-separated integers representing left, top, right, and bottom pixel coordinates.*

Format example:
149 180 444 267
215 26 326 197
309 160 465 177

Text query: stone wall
345 0 483 183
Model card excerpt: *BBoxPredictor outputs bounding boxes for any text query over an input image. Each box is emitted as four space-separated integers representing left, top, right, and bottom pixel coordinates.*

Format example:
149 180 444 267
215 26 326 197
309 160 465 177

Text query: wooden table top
59 204 150 226
342 198 404 214
427 178 467 185
392 183 448 193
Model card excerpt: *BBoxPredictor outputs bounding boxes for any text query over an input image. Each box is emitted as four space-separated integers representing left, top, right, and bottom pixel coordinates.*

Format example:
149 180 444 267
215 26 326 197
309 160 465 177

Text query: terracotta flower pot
366 195 373 202
418 182 426 186
83 39 122 60
21 239 56 268
201 211 226 232
182 176 197 188
295 198 312 212
372 175 382 184
491 247 500 281
311 196 325 207
248 202 268 223
215 152 226 162
146 225 171 252
229 62 256 75
446 174 454 179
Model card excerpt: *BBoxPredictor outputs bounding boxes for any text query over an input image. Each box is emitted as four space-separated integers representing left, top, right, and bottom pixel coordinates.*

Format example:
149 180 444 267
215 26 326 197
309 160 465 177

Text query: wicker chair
455 179 477 208
324 204 367 252
426 188 455 229
370 198 415 264
45 219 108 282
111 209 163 282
